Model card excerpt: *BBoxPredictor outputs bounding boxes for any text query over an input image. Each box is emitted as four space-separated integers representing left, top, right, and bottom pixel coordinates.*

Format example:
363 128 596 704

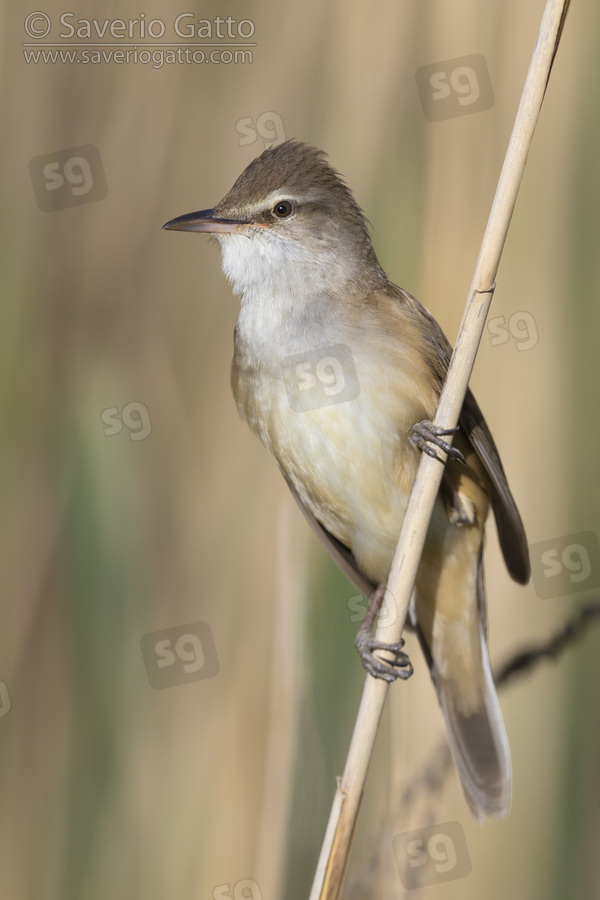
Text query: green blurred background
1 1 599 897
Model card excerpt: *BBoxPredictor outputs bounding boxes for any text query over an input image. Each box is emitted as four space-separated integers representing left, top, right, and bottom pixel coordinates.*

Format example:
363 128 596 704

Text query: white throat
217 230 339 303
218 230 357 367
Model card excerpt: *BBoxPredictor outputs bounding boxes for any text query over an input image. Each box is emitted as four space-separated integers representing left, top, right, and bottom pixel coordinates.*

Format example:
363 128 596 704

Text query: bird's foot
355 633 413 682
354 583 413 683
410 420 466 465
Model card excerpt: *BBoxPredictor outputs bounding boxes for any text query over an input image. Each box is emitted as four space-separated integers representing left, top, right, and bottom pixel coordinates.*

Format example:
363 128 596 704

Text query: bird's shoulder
378 280 530 584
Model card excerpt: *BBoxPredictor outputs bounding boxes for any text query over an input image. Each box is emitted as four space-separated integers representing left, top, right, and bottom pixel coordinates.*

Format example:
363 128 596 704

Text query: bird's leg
442 469 477 526
410 420 466 464
354 583 413 683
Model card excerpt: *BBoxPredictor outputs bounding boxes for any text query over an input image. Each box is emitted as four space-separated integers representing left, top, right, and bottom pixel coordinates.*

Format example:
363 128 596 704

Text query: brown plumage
163 140 530 821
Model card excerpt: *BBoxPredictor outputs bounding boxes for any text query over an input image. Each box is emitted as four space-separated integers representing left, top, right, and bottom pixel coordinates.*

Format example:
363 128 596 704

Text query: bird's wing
278 467 376 597
388 283 530 585
459 388 530 584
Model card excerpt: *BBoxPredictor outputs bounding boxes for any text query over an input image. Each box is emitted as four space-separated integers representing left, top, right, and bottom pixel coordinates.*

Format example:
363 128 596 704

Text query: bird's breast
231 306 440 582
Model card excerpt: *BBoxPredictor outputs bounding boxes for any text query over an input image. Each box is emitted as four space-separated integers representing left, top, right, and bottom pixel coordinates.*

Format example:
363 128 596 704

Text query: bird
163 140 530 821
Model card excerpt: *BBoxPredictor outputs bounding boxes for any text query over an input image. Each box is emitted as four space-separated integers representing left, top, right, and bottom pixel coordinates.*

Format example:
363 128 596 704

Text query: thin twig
309 2 572 898
495 601 600 687
345 600 600 899
401 600 600 816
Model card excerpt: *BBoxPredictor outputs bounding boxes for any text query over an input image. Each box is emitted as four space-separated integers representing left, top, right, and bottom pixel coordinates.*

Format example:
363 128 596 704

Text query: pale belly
230 283 447 584
239 358 437 583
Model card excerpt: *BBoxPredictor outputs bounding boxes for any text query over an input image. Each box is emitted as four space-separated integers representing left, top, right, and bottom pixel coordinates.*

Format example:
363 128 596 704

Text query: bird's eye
272 200 294 218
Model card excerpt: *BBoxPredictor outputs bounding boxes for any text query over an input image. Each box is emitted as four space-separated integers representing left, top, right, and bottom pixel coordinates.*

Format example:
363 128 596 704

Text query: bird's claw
410 420 466 465
355 633 413 683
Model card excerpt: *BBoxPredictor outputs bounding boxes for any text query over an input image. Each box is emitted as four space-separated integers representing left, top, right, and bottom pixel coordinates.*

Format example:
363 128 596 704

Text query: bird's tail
416 552 511 822
435 627 511 821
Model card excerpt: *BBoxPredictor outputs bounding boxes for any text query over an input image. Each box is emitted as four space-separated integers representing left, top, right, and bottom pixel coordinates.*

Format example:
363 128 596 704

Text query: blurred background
1 0 599 897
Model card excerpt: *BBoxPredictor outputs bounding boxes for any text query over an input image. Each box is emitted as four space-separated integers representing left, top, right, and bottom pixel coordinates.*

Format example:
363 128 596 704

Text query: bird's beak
162 208 249 234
